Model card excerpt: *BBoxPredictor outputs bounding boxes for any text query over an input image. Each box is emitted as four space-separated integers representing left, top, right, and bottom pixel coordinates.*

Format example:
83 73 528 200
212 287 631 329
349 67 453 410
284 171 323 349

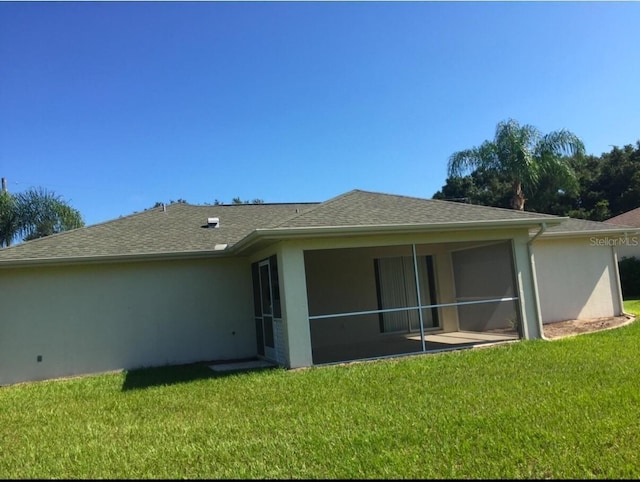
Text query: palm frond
537 129 585 158
446 118 584 211
493 119 542 189
16 187 84 241
447 142 497 178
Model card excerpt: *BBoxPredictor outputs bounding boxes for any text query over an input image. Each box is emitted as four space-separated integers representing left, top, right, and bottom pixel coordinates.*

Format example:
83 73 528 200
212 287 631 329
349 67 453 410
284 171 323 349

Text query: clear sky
1 1 639 227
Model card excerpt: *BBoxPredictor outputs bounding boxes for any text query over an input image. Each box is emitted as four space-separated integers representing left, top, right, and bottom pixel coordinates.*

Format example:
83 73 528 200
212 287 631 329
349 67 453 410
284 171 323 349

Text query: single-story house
0 189 636 386
604 208 640 260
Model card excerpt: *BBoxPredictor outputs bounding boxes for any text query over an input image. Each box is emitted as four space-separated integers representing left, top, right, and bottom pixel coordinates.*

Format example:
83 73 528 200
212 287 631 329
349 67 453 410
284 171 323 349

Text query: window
375 255 439 333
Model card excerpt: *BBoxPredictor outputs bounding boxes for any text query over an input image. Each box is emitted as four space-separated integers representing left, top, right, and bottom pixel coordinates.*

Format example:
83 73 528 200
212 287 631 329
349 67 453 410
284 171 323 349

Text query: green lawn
624 298 640 316
1 309 639 479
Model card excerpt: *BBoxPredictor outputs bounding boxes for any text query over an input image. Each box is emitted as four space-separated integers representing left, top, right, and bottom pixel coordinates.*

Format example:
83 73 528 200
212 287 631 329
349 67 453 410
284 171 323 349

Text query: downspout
527 222 547 340
611 242 624 317
612 230 638 316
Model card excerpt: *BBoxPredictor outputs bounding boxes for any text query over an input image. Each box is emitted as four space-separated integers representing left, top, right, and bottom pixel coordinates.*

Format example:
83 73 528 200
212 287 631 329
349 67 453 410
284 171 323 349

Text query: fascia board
231 217 566 254
538 228 640 239
0 248 230 269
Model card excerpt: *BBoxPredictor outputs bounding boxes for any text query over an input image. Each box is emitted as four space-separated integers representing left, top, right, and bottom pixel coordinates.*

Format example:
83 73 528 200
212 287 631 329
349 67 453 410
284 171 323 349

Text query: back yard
1 302 639 479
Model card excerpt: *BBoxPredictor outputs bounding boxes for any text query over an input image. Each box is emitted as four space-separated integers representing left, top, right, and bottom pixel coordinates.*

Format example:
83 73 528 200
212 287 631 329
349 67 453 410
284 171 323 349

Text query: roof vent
207 217 220 228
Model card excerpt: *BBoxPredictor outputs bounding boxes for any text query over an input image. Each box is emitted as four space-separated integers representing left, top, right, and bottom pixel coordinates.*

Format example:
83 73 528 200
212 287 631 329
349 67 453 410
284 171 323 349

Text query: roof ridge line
271 190 361 227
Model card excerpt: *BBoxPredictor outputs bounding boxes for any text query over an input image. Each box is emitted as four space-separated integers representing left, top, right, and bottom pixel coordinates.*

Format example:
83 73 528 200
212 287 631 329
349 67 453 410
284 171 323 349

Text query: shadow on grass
121 358 274 391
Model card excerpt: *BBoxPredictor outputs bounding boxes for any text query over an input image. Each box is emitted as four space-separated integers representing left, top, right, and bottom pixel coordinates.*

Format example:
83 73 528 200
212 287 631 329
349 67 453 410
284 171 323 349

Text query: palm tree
0 187 84 247
0 190 18 247
447 119 585 210
16 188 84 241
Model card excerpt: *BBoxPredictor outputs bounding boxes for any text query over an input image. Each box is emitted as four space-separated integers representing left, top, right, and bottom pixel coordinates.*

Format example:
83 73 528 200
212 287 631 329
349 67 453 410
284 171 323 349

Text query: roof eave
0 247 230 269
539 227 640 239
232 217 565 253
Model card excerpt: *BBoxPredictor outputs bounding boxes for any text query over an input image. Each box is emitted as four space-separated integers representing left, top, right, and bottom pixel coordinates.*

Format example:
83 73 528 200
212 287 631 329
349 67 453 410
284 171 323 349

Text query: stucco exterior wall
0 257 254 386
275 244 313 368
304 246 404 352
615 244 640 261
451 241 519 331
533 237 623 323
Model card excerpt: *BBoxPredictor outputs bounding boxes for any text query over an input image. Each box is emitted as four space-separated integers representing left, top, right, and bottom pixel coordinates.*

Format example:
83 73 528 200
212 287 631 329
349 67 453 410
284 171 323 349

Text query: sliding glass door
251 256 280 360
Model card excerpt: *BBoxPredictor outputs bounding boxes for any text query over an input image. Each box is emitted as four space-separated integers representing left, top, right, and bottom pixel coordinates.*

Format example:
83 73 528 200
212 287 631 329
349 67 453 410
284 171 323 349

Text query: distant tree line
230 197 265 205
149 197 265 209
434 140 640 221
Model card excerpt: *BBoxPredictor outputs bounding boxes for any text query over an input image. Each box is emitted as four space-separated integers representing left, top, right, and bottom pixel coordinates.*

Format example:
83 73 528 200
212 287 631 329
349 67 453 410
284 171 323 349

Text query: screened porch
304 240 520 365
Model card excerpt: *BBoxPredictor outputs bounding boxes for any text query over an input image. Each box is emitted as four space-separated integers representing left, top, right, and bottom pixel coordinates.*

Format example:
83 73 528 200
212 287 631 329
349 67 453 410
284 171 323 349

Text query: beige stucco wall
275 244 313 368
451 241 519 331
305 245 400 316
429 251 459 332
533 237 623 323
6 226 623 384
615 244 640 261
0 257 255 386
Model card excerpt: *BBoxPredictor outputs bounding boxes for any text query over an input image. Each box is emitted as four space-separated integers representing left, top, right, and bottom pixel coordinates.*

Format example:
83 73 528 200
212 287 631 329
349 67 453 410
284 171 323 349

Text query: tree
15 188 84 242
0 186 84 247
432 167 512 209
434 140 640 221
146 197 265 209
0 190 18 247
147 199 188 211
231 197 264 204
447 119 585 210
586 143 640 217
557 142 640 220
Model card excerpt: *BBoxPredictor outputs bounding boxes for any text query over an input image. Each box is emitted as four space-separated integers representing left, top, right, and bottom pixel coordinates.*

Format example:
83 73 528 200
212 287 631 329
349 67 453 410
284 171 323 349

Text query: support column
278 243 313 368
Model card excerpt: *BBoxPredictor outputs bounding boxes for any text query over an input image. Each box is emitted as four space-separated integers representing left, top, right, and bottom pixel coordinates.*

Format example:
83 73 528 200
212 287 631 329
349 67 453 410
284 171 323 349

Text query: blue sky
1 1 639 227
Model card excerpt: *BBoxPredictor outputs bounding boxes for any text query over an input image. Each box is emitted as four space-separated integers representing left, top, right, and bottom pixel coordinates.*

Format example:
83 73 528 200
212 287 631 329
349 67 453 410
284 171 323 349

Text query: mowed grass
1 308 639 479
623 298 640 316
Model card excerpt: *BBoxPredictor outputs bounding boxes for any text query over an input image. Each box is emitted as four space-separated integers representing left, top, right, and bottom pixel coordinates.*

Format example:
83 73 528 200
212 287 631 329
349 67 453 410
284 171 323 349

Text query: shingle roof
0 202 316 263
540 217 639 236
604 207 640 228
0 189 602 265
275 190 561 228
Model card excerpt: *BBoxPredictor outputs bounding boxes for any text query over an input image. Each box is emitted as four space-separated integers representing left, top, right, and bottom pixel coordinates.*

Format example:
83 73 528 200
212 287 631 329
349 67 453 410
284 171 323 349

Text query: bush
618 256 640 299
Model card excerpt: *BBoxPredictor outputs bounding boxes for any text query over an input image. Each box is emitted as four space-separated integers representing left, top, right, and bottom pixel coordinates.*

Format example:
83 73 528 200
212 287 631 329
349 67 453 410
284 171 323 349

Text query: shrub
618 256 640 298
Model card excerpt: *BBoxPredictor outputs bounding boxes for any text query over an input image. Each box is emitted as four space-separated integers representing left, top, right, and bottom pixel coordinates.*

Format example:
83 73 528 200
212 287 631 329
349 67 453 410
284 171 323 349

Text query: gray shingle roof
2 189 609 265
541 217 640 236
0 202 317 263
275 190 562 228
604 207 640 228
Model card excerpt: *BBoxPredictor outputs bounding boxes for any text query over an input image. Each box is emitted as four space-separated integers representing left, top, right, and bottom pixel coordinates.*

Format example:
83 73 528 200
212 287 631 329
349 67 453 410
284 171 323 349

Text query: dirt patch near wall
542 314 635 340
